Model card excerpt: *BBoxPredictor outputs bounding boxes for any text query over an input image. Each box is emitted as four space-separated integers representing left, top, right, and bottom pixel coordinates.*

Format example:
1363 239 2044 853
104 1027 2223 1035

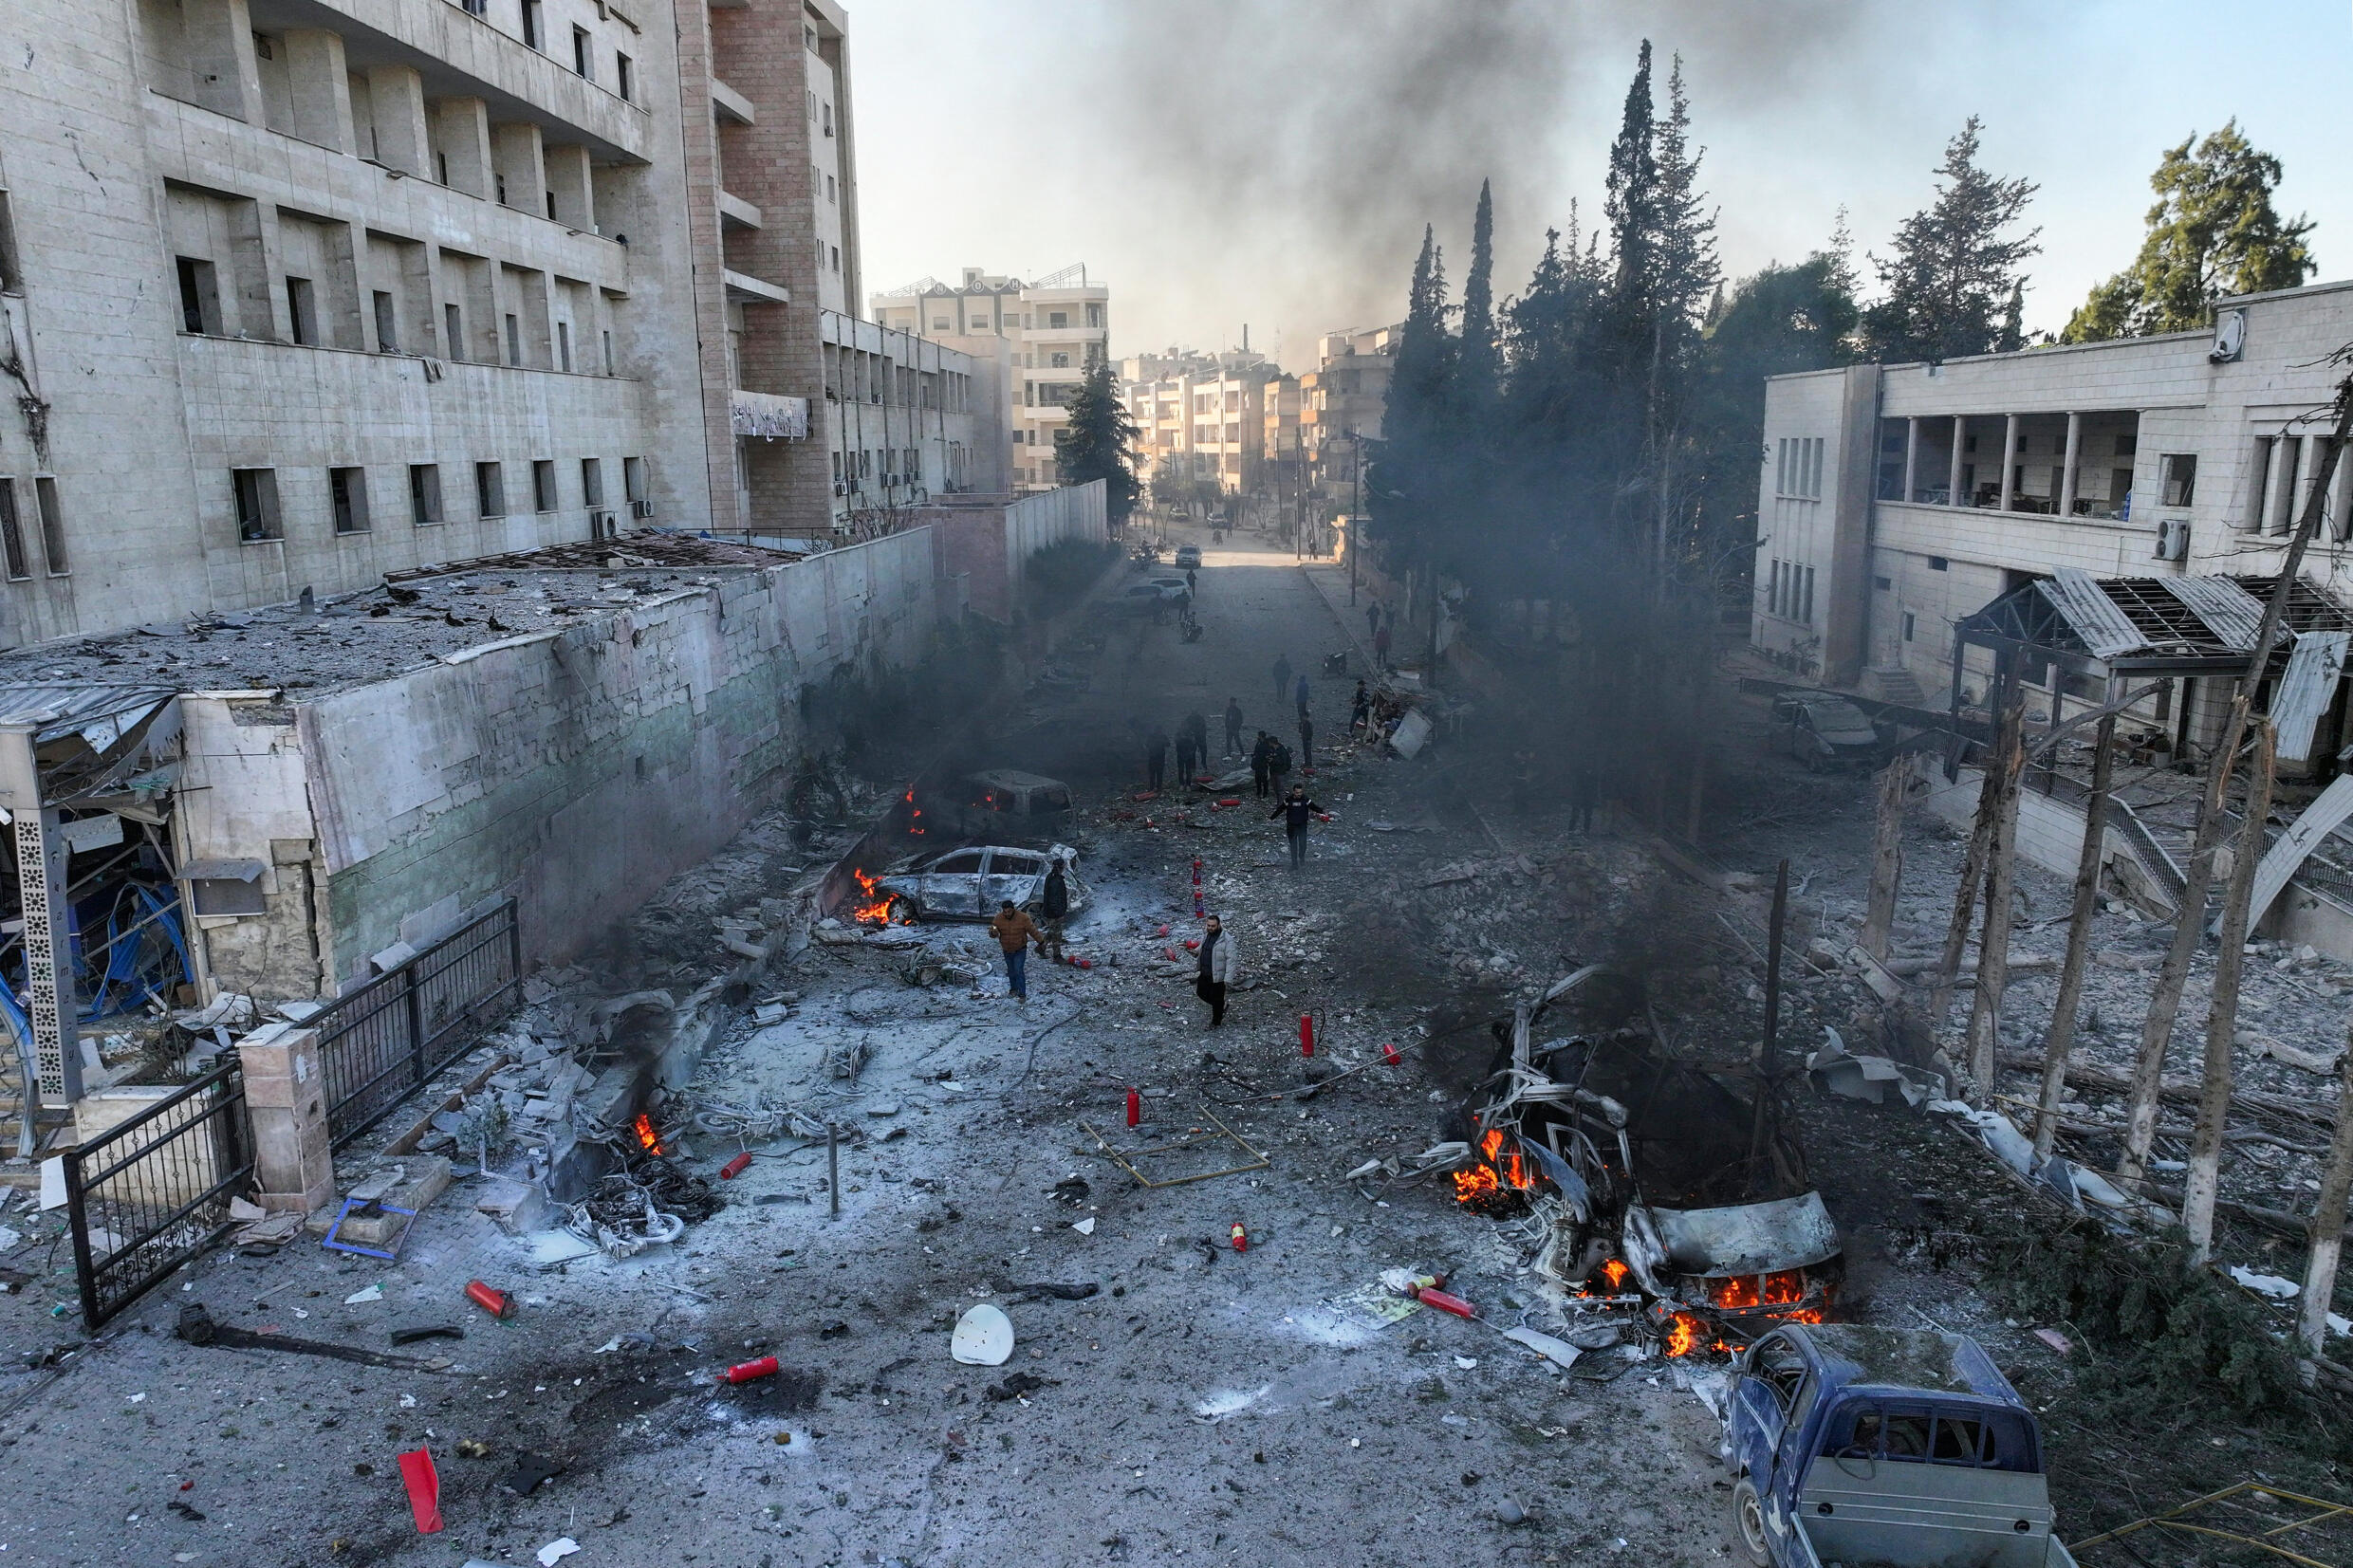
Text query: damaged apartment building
0 0 1069 1132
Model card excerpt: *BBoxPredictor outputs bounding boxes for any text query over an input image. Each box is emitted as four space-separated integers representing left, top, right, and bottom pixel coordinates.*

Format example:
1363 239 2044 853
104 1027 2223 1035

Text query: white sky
844 0 2353 372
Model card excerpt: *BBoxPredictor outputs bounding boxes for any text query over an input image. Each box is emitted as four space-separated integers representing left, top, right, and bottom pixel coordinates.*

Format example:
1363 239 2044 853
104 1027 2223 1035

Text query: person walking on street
990 899 1042 1000
1365 601 1380 641
1195 913 1235 1026
1186 567 1198 598
1173 722 1197 790
1224 697 1245 758
1251 731 1274 798
1293 672 1311 717
1298 711 1314 769
1269 736 1293 799
1350 678 1371 735
1271 655 1291 706
1185 711 1210 778
1269 784 1326 871
1373 619 1392 670
1568 764 1599 834
1038 860 1070 963
1146 725 1170 791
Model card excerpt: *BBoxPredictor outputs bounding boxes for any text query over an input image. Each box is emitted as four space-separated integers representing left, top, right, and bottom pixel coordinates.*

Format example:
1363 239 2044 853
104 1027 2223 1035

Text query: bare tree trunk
1965 708 2029 1105
2033 711 2117 1159
1862 758 1907 962
2126 380 2349 1177
1930 691 2018 1034
2184 713 2275 1261
2301 1033 2353 1358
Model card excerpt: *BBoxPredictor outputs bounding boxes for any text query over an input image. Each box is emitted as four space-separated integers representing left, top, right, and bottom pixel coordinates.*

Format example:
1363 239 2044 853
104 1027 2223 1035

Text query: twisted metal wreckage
1439 967 1843 1353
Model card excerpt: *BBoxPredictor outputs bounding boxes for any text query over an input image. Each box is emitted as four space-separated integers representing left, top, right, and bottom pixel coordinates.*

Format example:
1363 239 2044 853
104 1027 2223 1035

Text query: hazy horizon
845 0 2353 373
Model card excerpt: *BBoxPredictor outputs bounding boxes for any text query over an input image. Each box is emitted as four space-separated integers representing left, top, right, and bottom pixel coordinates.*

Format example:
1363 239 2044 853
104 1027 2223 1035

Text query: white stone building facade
1753 280 2353 709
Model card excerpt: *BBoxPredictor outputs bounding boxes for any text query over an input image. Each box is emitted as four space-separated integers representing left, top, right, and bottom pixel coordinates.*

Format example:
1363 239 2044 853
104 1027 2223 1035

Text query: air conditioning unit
832 481 847 497
2156 517 2191 562
630 498 654 519
589 509 615 538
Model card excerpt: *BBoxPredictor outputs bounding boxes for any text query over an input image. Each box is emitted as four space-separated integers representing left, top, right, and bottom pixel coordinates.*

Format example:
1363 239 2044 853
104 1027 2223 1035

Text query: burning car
1452 967 1840 1350
855 843 1085 925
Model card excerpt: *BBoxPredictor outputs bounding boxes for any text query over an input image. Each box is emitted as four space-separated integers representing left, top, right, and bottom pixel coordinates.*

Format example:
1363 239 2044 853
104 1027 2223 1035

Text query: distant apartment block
1299 324 1400 501
871 267 1110 492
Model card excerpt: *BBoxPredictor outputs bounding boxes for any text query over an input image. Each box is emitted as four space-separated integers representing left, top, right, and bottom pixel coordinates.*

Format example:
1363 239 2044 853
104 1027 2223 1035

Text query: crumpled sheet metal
1647 1191 1842 1278
1806 1028 1947 1109
1931 1101 2160 1227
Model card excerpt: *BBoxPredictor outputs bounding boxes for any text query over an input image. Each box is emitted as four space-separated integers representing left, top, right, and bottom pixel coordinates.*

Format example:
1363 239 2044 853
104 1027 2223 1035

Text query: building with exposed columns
1753 280 2353 723
0 0 984 648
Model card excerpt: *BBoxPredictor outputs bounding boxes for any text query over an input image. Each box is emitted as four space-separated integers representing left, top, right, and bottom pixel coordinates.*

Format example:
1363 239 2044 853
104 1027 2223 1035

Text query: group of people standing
1141 710 1213 793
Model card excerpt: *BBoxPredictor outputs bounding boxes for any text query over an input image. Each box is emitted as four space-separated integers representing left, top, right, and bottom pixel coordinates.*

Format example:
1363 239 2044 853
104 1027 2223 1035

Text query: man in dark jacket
1293 672 1311 717
1250 731 1274 798
1173 720 1196 789
1145 725 1170 791
1297 711 1314 769
990 900 1042 1000
1269 738 1292 798
1349 679 1371 735
1038 860 1070 962
1269 784 1326 870
1271 654 1291 705
1224 697 1245 758
1185 710 1211 774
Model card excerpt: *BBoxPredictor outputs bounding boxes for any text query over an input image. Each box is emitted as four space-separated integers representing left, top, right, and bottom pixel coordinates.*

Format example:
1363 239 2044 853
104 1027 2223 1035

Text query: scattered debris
499 1453 564 1496
952 1303 1014 1367
398 1448 443 1534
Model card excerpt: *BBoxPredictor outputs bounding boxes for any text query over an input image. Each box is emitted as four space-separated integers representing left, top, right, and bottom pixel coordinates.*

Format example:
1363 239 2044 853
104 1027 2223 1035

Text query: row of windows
0 476 68 581
1766 558 1814 625
229 456 648 542
472 1 636 101
828 449 925 485
1776 436 1825 499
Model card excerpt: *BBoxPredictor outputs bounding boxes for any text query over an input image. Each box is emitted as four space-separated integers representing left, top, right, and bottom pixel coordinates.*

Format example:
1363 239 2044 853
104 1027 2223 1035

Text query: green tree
1862 117 2040 363
1368 224 1455 569
2062 121 2315 342
1054 360 1139 526
1458 179 1501 414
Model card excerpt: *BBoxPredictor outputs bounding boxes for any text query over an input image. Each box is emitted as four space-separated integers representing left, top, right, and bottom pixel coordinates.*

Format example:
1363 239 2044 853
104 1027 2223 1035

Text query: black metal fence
318 899 522 1149
66 1061 251 1326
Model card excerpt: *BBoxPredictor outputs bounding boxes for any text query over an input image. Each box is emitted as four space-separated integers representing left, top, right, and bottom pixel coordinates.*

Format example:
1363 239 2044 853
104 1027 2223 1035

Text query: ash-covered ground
0 525 2348 1563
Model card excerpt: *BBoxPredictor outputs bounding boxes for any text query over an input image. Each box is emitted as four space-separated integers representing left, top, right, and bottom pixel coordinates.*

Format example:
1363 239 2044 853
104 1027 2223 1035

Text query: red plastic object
1126 1089 1141 1129
1230 1222 1248 1252
1216 798 1240 808
720 1152 752 1180
1299 1013 1315 1058
463 1280 514 1319
397 1447 443 1533
1382 1042 1402 1067
1072 956 1093 969
1183 938 1201 951
722 1356 780 1385
1156 925 1170 937
1132 791 1159 802
1163 947 1176 961
1416 1287 1476 1319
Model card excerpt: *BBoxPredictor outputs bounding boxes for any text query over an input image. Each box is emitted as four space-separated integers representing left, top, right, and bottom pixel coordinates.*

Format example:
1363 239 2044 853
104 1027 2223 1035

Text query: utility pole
1348 432 1361 606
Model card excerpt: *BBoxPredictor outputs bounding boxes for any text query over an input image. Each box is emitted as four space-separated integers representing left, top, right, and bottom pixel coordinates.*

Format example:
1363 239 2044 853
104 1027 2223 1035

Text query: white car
871 844 1085 923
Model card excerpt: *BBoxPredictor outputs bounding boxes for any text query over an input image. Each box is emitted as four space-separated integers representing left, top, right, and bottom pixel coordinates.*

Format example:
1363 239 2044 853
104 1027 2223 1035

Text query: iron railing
65 1060 250 1326
317 899 522 1149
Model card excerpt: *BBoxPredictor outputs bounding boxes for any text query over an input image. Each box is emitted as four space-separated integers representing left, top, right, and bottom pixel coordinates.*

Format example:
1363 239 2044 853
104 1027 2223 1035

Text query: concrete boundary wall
295 527 938 984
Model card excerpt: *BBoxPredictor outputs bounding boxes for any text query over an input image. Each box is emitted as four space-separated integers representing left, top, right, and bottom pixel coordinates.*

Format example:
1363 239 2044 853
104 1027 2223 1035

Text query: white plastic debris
952 1303 1014 1366
1501 1326 1582 1371
343 1283 383 1304
535 1539 580 1566
1453 1355 1479 1370
1071 1217 1096 1236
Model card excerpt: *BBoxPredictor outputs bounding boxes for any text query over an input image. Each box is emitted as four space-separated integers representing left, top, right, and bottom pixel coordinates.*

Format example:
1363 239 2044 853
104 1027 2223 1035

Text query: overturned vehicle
1454 968 1840 1347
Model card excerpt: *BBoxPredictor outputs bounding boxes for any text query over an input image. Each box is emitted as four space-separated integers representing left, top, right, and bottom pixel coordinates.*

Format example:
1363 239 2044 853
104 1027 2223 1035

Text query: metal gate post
403 963 426 1098
504 899 523 999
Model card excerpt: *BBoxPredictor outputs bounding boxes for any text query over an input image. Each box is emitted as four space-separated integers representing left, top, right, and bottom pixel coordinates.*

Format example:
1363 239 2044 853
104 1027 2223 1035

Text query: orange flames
1662 1313 1703 1356
632 1112 661 1154
1452 1127 1534 1206
849 869 902 926
904 784 925 835
1710 1269 1810 1310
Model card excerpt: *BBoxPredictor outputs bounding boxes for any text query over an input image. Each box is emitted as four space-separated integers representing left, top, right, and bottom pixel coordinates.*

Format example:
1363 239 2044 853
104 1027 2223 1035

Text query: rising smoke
1091 0 1867 360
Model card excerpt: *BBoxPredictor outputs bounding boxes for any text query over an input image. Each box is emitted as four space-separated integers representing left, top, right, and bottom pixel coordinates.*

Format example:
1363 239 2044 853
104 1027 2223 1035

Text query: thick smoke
1089 0 1866 360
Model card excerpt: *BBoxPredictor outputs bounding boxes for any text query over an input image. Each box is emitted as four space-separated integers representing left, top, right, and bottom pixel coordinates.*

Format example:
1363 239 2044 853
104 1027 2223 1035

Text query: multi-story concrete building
870 266 1110 491
815 311 991 536
1299 324 1399 503
1752 280 2353 717
0 0 947 649
1121 350 1284 501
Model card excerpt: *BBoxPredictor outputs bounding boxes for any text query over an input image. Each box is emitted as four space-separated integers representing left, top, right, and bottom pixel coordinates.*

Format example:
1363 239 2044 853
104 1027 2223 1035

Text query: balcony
718 190 763 230
710 77 756 126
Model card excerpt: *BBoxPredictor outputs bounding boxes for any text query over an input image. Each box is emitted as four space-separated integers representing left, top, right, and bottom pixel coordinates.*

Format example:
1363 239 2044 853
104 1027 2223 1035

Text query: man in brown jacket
990 899 1042 1000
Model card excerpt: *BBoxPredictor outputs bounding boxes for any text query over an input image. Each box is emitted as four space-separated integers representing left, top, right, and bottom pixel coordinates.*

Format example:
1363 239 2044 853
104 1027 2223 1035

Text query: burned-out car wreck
1450 968 1841 1350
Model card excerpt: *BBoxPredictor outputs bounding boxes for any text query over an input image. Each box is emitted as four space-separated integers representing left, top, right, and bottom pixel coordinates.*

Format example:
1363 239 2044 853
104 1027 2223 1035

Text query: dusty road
0 526 1749 1566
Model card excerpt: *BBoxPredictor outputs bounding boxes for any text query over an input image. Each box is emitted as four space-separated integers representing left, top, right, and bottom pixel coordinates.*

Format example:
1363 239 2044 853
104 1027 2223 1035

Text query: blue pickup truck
1725 1323 2078 1568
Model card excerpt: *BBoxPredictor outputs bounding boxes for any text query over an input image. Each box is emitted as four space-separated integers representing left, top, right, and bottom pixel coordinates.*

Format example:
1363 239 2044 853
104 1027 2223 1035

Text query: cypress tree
1458 179 1501 413
1053 360 1140 526
1862 117 2041 363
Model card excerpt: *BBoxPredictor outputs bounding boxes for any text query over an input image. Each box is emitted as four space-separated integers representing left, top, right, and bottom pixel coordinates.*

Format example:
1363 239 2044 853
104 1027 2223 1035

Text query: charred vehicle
1727 1323 2076 1568
1769 692 1884 772
1454 968 1840 1348
856 843 1085 925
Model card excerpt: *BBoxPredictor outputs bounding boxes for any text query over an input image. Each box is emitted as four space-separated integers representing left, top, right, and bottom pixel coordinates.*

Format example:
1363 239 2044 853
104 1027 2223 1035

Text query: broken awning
730 390 810 440
1960 572 2353 676
179 858 266 883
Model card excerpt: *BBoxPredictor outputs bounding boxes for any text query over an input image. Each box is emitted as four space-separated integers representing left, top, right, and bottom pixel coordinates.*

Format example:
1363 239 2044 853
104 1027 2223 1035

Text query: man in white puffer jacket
1195 914 1238 1027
